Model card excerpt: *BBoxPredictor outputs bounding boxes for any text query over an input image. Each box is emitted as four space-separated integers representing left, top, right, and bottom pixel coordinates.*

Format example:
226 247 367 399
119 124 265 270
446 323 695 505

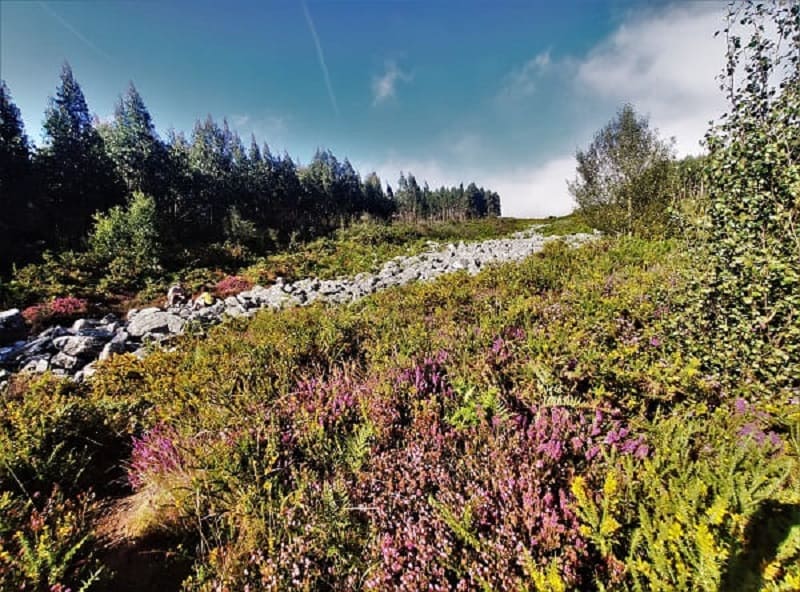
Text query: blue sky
1 1 727 216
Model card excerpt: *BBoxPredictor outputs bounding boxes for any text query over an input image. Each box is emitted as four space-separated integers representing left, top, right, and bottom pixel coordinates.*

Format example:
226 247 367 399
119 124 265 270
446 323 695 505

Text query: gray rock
22 336 55 358
127 309 186 337
71 318 99 332
110 329 130 345
21 357 50 374
0 309 26 346
99 340 127 361
225 305 251 318
51 352 81 371
75 327 114 340
75 362 97 382
53 335 108 357
39 325 69 340
104 322 121 334
0 341 26 366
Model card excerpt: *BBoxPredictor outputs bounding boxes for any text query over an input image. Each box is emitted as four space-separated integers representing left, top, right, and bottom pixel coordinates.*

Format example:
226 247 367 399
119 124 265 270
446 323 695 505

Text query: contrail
301 0 339 117
37 1 113 62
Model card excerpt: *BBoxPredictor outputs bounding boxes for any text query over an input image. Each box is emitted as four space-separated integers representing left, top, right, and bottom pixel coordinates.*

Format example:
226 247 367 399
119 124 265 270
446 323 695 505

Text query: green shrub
696 2 800 394
569 104 677 238
90 191 162 291
0 488 104 591
572 402 799 591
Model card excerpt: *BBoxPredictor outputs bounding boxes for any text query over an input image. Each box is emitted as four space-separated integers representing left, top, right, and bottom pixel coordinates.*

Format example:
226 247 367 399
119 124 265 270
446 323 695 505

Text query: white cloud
575 3 726 155
499 50 552 100
372 61 411 105
483 156 577 218
362 3 731 218
229 114 289 151
355 153 577 219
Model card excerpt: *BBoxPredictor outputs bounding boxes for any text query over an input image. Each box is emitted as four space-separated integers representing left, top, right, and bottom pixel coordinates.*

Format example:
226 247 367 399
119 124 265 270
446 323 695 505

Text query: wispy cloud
231 114 251 128
230 113 289 151
372 61 412 105
301 0 339 117
37 1 113 62
498 50 552 100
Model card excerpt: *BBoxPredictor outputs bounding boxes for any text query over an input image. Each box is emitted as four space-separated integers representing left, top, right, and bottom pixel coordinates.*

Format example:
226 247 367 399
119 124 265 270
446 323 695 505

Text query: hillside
1 216 798 590
1 2 799 590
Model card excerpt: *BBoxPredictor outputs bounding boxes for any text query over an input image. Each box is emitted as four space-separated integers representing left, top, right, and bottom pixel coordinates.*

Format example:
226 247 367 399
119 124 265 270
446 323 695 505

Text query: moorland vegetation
0 2 799 591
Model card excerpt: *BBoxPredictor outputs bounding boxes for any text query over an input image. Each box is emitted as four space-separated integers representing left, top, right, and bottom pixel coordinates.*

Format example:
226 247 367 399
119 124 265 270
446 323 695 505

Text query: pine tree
0 81 34 271
188 115 234 237
106 83 166 196
37 62 123 247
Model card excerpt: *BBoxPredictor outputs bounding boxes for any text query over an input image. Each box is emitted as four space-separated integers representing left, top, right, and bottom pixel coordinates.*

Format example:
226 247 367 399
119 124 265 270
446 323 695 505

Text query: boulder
99 340 127 361
190 301 225 324
127 309 186 337
71 318 99 332
75 362 97 382
39 325 69 340
21 357 49 374
22 336 55 358
0 341 26 367
0 309 26 346
51 352 81 371
53 335 108 357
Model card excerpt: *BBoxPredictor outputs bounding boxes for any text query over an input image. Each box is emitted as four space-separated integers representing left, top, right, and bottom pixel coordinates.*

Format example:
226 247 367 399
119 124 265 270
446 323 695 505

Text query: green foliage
538 213 594 237
573 404 798 591
222 205 259 251
2 229 799 590
570 104 676 237
104 83 166 196
4 250 101 308
0 81 34 274
37 62 124 251
0 374 139 498
0 488 104 591
696 1 800 394
89 191 162 291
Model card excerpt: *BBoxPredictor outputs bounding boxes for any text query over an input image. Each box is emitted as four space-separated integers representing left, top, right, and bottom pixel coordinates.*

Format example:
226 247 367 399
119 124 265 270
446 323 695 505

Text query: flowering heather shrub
214 275 252 298
50 296 89 317
128 424 184 489
3 234 786 590
21 304 43 324
21 296 89 331
355 391 648 591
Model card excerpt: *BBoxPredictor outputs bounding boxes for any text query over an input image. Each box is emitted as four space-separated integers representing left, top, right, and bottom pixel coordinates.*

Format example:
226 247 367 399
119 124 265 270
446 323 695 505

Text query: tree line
0 63 501 274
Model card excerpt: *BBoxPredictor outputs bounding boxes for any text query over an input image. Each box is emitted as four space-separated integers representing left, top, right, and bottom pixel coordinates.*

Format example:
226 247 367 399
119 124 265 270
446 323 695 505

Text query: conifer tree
0 81 34 270
106 83 166 196
37 62 123 247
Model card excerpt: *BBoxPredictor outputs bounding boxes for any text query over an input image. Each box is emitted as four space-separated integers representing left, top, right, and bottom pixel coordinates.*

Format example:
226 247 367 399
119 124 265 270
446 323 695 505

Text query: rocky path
0 226 598 383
